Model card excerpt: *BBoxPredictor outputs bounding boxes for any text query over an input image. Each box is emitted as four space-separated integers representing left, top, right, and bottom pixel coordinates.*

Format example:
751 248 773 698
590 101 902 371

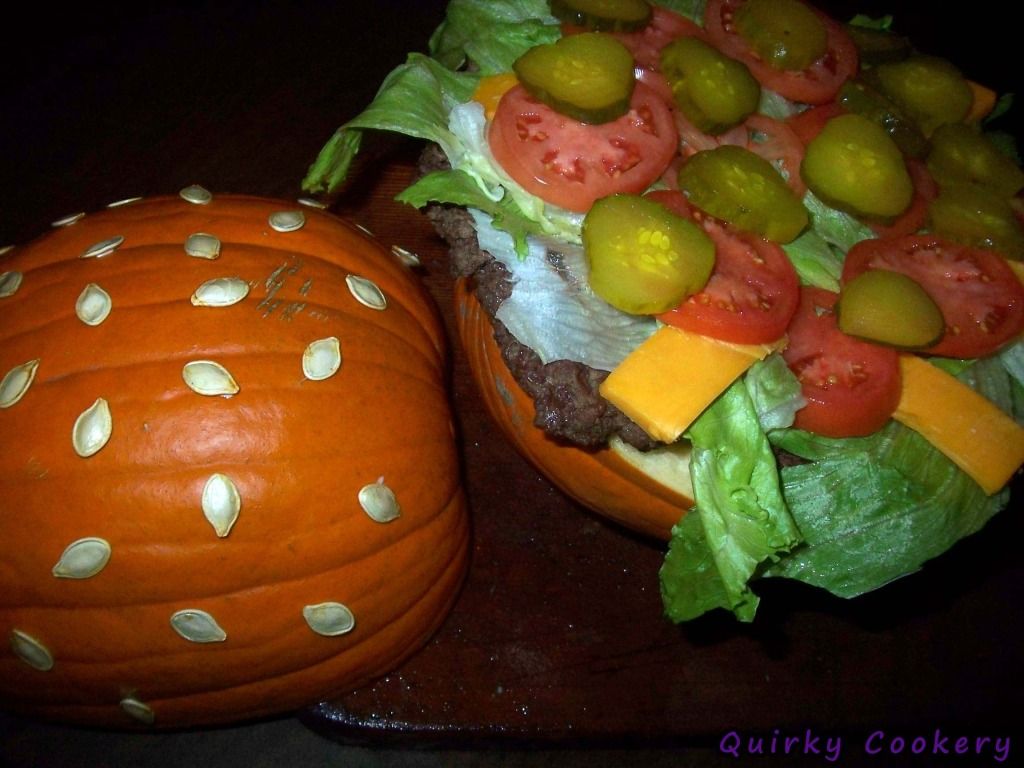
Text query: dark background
1 3 1022 767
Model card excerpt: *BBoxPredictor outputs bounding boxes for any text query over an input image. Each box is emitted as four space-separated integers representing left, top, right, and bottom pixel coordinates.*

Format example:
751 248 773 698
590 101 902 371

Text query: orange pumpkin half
0 192 468 729
454 278 691 541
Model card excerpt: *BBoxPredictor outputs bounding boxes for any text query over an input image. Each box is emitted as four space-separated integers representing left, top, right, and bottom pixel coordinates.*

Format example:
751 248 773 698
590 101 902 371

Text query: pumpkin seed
72 398 112 458
184 233 221 260
346 275 387 311
51 211 85 227
0 245 15 256
180 184 213 205
354 223 374 238
302 337 341 381
107 196 143 208
10 629 54 671
0 359 40 409
391 244 421 268
202 473 241 538
75 283 112 326
80 235 125 260
191 277 250 307
358 480 401 524
182 361 239 397
170 609 227 643
268 210 305 233
0 271 23 298
302 602 356 637
52 537 112 579
120 697 155 725
297 197 326 210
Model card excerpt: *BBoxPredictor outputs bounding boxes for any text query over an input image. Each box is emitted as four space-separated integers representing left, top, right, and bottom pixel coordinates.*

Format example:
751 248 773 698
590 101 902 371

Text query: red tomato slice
649 190 800 344
782 286 902 437
703 0 858 105
867 159 938 239
842 235 1024 358
488 83 678 213
786 101 845 145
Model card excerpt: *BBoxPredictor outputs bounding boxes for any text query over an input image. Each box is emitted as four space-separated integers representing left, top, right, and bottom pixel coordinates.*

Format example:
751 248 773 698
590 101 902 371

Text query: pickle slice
927 122 1024 198
584 194 715 315
513 33 635 124
660 36 760 135
677 145 808 243
734 0 828 71
929 183 1024 261
550 0 652 32
865 55 973 136
801 113 913 220
837 270 945 349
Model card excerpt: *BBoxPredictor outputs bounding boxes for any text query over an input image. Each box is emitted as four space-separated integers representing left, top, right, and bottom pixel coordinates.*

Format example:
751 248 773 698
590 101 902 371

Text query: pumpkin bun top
0 190 468 729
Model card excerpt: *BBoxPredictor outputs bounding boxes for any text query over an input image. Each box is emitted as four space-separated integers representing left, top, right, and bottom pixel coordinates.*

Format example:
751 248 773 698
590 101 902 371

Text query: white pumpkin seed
75 283 112 326
170 609 227 643
268 210 305 232
107 196 143 208
72 398 112 458
191 277 250 307
202 473 241 538
345 275 387 311
0 245 14 257
391 244 421 268
10 629 54 671
179 184 212 205
297 197 326 209
120 697 155 724
303 602 355 637
302 337 341 381
182 361 239 397
52 537 112 579
80 235 124 260
358 480 401 524
184 233 221 260
0 271 23 298
51 211 85 227
354 223 374 238
0 359 40 409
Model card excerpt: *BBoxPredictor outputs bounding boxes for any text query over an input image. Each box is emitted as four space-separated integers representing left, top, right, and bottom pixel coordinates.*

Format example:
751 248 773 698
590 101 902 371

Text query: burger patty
419 144 658 451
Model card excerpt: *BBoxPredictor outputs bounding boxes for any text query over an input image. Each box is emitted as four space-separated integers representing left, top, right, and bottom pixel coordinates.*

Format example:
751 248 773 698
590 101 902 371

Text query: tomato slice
649 190 800 344
489 82 678 213
703 0 858 105
842 235 1024 358
786 101 845 145
782 286 902 437
867 158 938 239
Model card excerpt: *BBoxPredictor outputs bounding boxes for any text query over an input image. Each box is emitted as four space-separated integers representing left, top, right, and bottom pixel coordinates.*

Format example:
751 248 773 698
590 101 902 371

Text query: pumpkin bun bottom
453 278 693 542
0 191 469 729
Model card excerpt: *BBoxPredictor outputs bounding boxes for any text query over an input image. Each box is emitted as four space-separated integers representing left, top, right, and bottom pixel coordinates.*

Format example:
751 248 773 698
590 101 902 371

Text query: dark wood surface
1 0 1022 753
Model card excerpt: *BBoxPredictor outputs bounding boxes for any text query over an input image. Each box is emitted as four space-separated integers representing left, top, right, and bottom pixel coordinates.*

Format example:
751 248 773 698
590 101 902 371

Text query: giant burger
304 0 1024 622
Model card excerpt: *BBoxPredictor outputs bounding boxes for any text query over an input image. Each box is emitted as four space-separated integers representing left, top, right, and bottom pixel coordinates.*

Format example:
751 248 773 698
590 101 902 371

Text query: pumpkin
0 191 469 729
454 278 691 541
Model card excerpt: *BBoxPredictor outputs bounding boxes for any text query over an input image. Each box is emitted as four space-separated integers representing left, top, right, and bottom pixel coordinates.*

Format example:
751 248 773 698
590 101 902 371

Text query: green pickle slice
927 122 1024 198
929 183 1024 261
865 55 973 136
513 33 636 124
660 36 761 135
584 194 716 315
838 80 928 159
734 0 828 71
677 145 808 243
550 0 652 32
801 113 913 220
837 270 945 349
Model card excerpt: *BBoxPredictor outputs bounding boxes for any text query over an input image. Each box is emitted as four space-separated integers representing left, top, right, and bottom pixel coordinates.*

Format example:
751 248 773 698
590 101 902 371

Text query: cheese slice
599 326 782 444
894 354 1024 495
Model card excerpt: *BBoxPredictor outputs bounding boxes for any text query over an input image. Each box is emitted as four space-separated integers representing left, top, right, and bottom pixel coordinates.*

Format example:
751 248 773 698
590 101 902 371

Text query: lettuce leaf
764 356 1017 597
429 0 559 74
661 379 803 622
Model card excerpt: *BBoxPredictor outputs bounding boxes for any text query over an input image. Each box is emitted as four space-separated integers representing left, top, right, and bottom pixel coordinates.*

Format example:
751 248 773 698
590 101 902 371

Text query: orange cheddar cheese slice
599 326 781 444
894 354 1024 494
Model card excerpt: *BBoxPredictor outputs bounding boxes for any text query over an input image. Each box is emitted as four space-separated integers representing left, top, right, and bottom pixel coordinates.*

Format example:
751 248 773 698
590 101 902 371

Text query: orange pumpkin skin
454 279 690 541
0 194 468 728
